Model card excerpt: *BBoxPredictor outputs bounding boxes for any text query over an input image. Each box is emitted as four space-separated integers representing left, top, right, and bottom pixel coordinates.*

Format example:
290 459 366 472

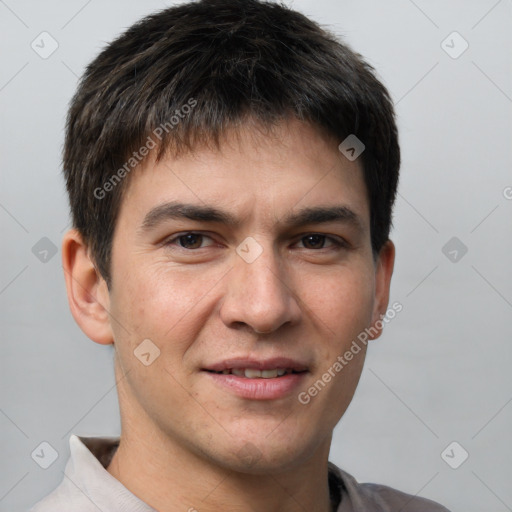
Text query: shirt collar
67 434 157 511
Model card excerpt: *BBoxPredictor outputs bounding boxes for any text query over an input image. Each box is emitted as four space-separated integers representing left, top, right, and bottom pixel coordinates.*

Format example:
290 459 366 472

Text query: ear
62 229 114 345
368 239 396 341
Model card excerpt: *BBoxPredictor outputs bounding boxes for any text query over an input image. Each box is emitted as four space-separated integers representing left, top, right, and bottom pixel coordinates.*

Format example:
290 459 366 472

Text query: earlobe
62 229 114 345
369 239 396 341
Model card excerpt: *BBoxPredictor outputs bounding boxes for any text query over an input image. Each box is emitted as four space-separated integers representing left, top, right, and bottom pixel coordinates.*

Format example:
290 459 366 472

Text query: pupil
180 234 202 249
304 235 324 249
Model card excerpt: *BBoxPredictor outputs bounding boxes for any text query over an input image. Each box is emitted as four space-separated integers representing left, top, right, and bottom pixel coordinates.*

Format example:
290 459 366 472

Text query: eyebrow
139 201 365 234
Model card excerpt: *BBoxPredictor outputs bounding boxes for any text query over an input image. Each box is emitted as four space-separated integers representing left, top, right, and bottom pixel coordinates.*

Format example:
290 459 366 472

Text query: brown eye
301 234 327 249
165 232 214 250
294 234 348 251
177 233 205 249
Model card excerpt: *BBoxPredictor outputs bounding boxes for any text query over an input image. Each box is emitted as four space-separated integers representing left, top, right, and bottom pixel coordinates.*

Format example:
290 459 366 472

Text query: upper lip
203 357 309 372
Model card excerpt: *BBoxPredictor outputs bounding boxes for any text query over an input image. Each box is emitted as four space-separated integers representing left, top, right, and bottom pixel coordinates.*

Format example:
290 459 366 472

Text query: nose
219 242 301 334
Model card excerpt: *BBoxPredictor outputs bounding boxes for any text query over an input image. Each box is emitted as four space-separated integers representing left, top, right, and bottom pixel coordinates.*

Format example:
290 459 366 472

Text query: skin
62 116 395 512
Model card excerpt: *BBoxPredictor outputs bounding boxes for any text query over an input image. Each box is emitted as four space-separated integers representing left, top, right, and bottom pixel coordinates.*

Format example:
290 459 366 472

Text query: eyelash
163 232 349 251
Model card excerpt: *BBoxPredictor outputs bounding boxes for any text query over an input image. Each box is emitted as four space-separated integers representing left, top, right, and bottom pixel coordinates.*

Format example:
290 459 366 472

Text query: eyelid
163 231 349 250
292 233 349 249
164 231 216 248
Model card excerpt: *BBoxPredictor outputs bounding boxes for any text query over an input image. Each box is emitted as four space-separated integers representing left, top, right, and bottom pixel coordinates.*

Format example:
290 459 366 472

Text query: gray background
1 0 511 511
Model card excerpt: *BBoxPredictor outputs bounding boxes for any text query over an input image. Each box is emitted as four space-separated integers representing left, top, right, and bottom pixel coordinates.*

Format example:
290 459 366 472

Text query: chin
208 432 316 475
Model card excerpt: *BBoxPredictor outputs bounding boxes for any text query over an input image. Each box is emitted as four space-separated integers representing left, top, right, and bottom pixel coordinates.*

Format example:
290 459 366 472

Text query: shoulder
29 482 98 512
329 462 451 511
353 481 451 511
28 434 114 512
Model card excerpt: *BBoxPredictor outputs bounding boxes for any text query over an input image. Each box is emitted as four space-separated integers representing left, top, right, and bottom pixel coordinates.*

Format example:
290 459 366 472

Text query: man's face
105 117 392 472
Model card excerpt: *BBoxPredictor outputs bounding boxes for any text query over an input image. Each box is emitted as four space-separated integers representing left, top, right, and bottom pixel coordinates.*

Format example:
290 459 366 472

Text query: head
62 0 399 473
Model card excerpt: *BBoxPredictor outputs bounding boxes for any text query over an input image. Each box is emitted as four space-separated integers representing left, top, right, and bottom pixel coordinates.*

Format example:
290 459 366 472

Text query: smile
202 356 310 399
206 368 304 378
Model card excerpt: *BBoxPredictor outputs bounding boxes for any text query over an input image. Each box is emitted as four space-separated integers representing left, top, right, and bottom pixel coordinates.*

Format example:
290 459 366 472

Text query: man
30 0 450 510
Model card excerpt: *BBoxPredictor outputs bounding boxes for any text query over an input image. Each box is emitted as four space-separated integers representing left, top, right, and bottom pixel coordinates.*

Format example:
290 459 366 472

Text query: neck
108 442 331 512
107 429 334 512
106 402 334 512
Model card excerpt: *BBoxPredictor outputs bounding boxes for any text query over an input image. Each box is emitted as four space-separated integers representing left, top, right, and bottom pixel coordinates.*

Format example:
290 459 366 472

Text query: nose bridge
241 241 285 296
220 237 300 332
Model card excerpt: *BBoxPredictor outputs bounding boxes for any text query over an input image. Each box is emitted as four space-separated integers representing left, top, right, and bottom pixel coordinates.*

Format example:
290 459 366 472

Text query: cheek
299 263 376 342
107 265 209 424
109 261 220 360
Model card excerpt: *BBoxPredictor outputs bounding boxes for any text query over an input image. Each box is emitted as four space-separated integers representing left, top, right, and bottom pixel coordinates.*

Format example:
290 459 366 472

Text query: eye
165 232 215 250
163 232 348 252
295 234 347 250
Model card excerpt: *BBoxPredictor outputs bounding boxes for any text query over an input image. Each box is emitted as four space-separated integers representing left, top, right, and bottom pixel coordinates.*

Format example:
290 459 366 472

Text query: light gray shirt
29 434 450 511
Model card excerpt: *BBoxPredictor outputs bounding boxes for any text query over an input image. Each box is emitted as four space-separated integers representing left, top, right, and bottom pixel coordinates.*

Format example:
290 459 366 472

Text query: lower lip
203 371 308 400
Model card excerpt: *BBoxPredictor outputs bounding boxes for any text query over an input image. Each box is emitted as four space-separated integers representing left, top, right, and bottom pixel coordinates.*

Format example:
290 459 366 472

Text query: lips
202 357 310 399
206 368 300 378
203 356 309 374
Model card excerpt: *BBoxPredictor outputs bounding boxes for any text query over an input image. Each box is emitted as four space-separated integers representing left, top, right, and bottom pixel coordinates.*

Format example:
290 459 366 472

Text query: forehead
117 117 370 233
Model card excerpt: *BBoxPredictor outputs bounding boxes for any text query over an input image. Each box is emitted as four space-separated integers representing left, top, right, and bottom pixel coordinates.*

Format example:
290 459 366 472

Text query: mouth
201 357 309 400
204 368 306 378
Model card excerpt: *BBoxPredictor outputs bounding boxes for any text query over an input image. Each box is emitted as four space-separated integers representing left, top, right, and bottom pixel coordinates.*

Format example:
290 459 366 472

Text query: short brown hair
63 0 400 287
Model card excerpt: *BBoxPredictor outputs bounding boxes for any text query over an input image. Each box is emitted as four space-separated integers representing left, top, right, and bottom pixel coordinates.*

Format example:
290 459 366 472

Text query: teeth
222 368 291 378
244 368 263 378
210 368 298 377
